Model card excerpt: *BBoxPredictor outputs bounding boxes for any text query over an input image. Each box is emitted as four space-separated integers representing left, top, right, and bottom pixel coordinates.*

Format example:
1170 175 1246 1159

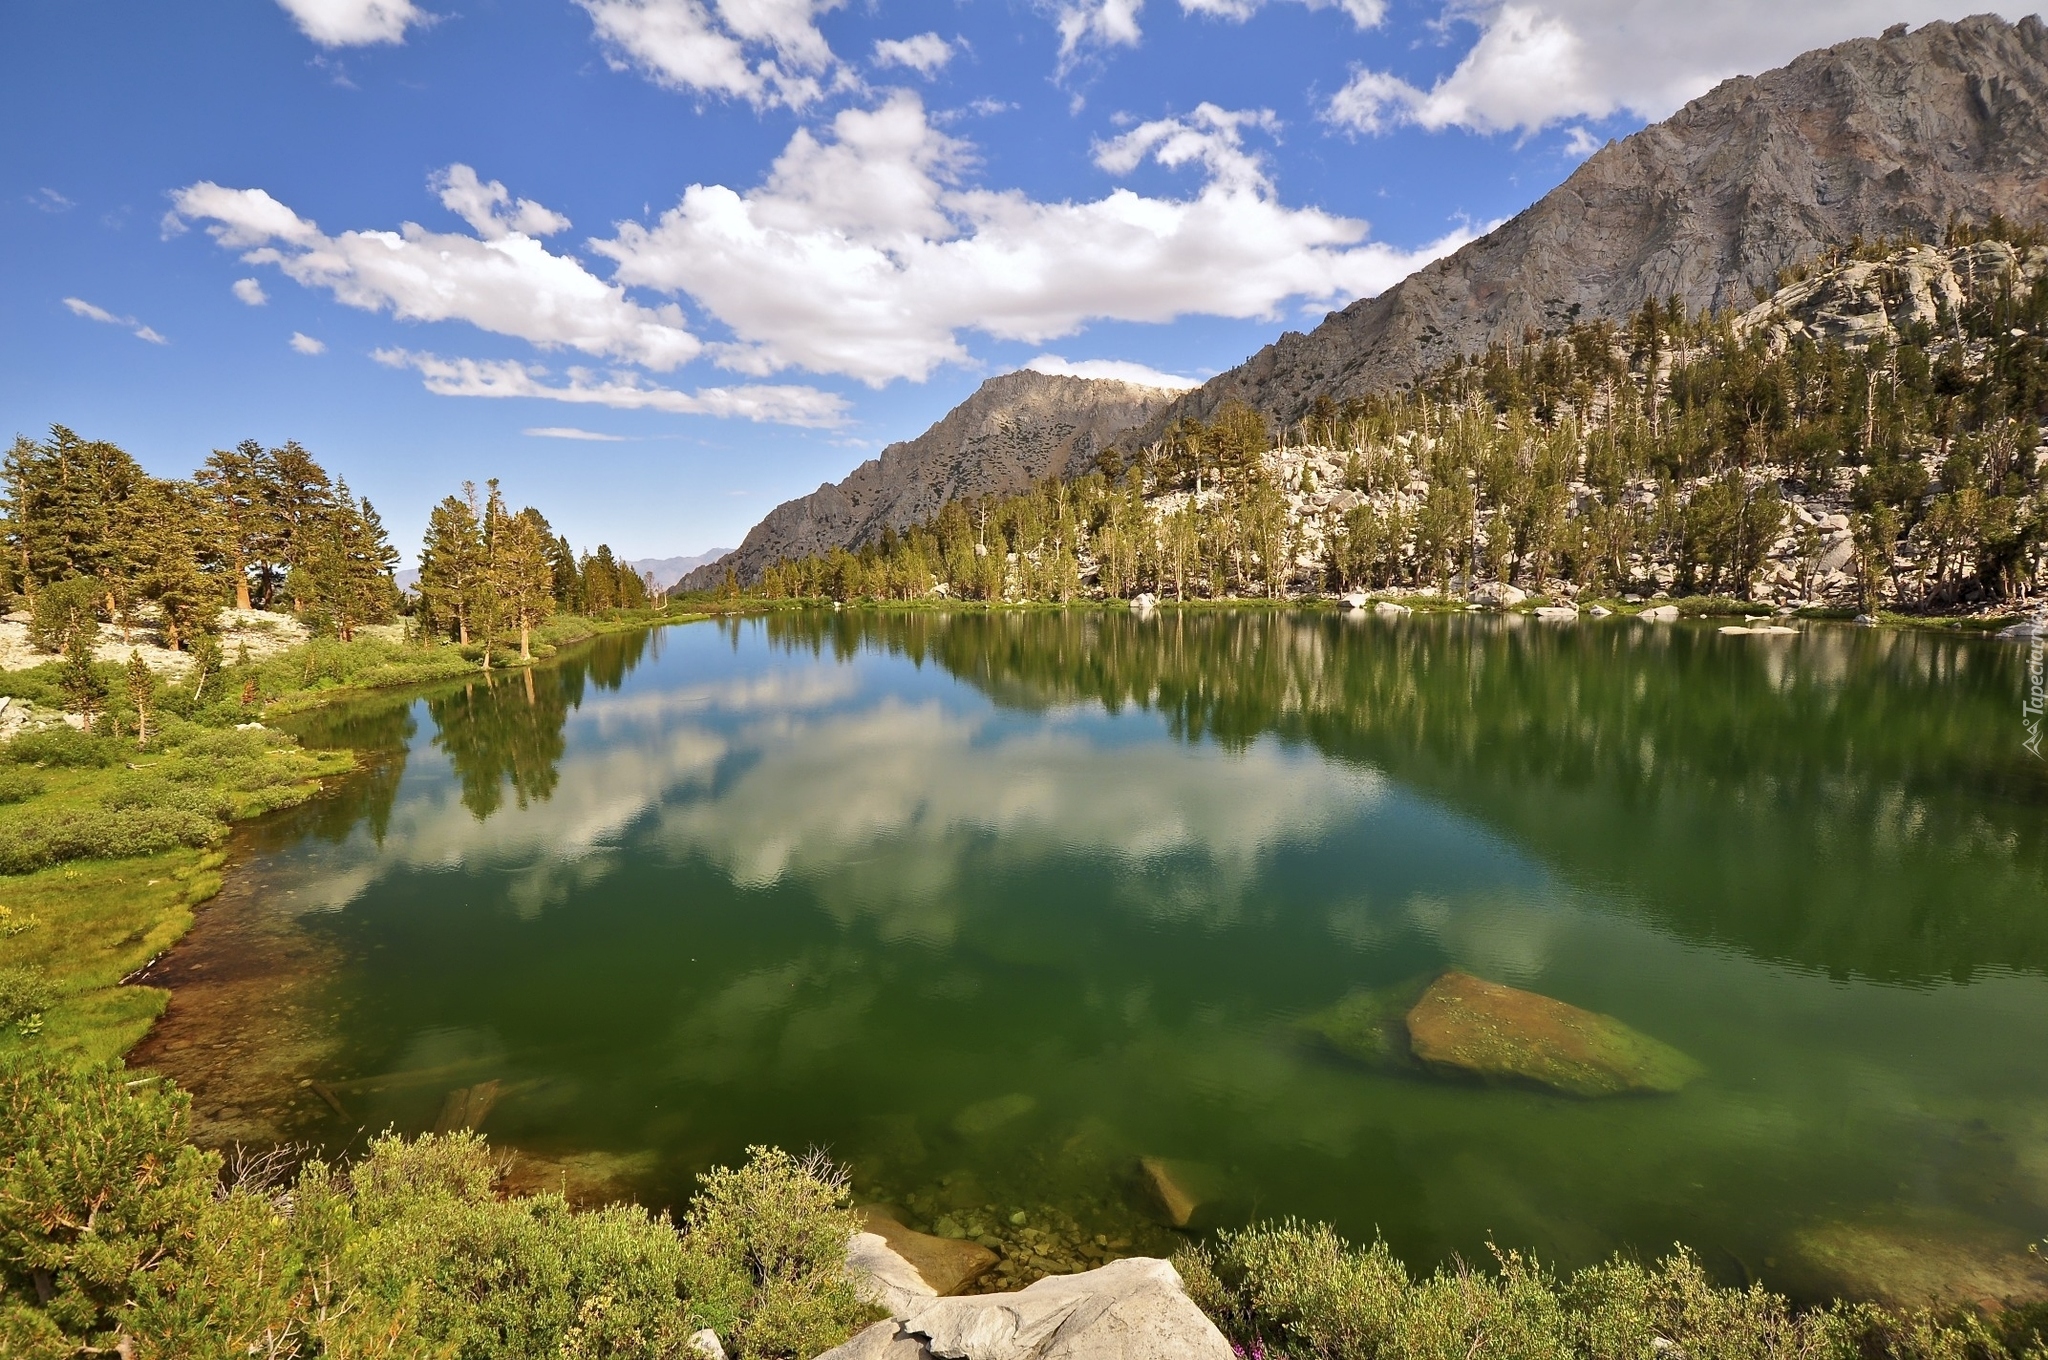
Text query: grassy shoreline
0 607 689 1066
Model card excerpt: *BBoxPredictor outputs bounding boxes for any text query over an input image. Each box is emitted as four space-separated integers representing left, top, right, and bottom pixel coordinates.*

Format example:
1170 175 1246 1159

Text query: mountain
632 552 733 592
682 371 1176 588
1127 13 2048 443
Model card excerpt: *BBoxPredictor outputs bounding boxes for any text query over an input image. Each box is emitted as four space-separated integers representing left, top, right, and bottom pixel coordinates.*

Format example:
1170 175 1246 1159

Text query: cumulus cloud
1025 354 1200 389
1180 0 1384 29
233 277 269 305
275 0 429 46
290 332 327 354
1053 0 1144 66
372 348 850 426
872 32 954 75
167 170 701 371
63 296 167 344
576 0 845 108
525 426 630 440
595 92 1476 385
1325 0 2011 137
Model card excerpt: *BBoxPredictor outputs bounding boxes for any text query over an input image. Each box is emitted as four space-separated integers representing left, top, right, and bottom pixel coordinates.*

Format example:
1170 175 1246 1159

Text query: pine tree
476 480 512 668
196 440 275 611
496 508 557 661
2 426 146 596
125 480 214 652
263 441 334 610
58 621 106 727
418 486 487 644
294 481 398 640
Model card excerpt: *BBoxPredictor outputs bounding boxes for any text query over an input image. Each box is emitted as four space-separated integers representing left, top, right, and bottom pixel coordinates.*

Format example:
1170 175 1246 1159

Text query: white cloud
233 277 269 306
1325 1 2013 137
1025 354 1200 389
167 170 701 371
1179 0 1384 28
373 348 850 426
525 426 631 440
63 296 167 344
595 92 1476 385
872 32 954 75
576 0 845 108
290 331 327 354
28 188 73 213
1053 0 1144 66
275 0 429 46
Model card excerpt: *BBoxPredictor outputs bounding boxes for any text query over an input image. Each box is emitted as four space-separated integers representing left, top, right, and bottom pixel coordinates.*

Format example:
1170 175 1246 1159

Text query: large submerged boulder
856 1204 1000 1296
1404 972 1701 1097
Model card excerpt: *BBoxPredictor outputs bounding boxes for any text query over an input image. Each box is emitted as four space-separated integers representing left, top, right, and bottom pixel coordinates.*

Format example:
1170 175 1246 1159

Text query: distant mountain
682 372 1176 589
632 552 734 592
1126 13 2048 443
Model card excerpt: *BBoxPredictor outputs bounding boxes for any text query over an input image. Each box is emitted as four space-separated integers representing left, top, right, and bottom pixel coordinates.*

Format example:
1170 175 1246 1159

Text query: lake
133 609 2048 1307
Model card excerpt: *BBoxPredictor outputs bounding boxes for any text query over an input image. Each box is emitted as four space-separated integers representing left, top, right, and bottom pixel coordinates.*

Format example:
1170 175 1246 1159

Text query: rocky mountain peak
1125 12 2048 444
683 371 1177 588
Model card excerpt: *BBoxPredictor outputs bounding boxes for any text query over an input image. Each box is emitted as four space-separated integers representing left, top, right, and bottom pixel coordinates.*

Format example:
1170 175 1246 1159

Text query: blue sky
2 0 2030 561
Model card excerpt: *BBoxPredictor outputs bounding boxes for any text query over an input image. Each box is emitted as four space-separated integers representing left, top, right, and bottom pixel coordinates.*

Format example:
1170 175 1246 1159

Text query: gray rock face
684 373 1175 588
849 1230 941 1317
820 1258 1233 1360
1126 14 2048 440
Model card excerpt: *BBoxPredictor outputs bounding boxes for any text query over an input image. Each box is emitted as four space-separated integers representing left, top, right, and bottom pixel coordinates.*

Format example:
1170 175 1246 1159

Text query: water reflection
165 611 2048 1309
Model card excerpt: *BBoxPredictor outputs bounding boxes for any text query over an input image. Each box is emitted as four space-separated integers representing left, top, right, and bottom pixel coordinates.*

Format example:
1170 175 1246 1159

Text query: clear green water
228 612 2048 1299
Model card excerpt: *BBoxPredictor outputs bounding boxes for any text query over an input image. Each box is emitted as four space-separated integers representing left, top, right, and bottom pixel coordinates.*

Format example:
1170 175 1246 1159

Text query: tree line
757 229 2048 610
1 431 658 669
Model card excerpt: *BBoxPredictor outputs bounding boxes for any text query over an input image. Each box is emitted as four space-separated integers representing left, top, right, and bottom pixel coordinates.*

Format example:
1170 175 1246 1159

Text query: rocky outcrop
823 1257 1233 1360
1125 14 2048 441
683 373 1176 589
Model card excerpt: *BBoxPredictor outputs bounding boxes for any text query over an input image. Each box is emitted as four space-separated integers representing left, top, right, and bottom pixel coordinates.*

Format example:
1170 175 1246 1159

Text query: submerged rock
1297 978 1429 1069
954 1093 1038 1136
817 1257 1234 1360
1787 1212 2048 1311
857 1204 1000 1295
1404 972 1701 1097
1136 1157 1224 1229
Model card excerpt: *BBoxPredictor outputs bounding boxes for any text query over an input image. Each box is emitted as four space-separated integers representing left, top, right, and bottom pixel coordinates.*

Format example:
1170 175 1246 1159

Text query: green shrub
1175 1222 2021 1360
679 1146 879 1359
0 769 46 804
0 1057 220 1351
26 577 103 654
0 966 54 1029
0 804 224 874
0 726 118 768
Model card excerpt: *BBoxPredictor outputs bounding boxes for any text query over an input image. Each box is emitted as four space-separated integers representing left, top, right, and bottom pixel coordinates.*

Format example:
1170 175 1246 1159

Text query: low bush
0 726 118 768
0 966 53 1030
1176 1221 2038 1360
0 1056 880 1360
0 769 45 804
0 804 224 874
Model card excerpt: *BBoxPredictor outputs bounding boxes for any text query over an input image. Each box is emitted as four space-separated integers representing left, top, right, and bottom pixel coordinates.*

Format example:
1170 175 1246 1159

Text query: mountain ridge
1122 12 2048 445
683 371 1175 589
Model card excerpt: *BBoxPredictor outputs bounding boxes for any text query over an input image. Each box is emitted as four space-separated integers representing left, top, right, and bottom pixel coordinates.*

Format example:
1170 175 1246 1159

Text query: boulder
953 1093 1037 1136
1587 605 1613 618
1468 582 1526 609
1534 606 1578 621
1404 972 1701 1097
856 1205 1000 1296
1373 600 1411 617
883 1258 1233 1360
1297 979 1429 1069
1129 593 1158 612
851 1230 941 1316
1998 621 2047 640
1337 591 1369 610
1854 613 1881 626
1636 605 1680 622
819 1321 935 1360
687 1327 729 1360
